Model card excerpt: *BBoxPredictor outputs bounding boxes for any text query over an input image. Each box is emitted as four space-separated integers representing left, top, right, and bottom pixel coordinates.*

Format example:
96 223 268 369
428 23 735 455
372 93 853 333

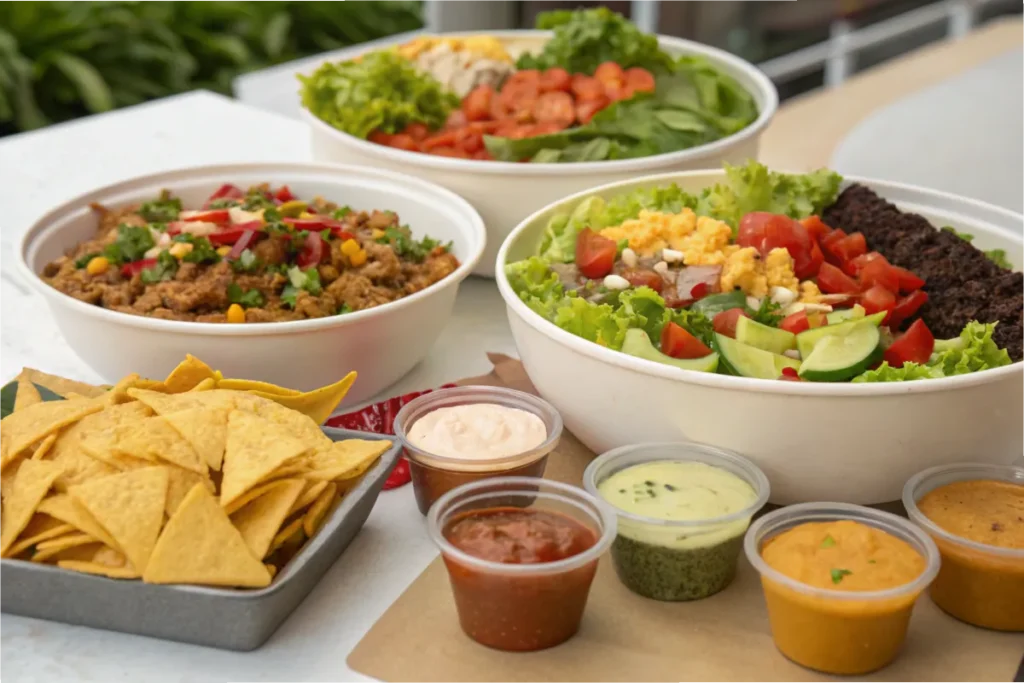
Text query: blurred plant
0 1 423 135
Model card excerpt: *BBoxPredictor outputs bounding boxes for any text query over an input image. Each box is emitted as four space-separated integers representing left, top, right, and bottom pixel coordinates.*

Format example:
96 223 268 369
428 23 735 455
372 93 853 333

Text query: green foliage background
0 1 423 135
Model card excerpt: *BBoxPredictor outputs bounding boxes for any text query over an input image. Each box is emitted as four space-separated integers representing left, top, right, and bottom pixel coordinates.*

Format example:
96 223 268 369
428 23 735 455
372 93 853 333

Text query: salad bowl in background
17 162 486 405
302 30 778 277
495 169 1023 505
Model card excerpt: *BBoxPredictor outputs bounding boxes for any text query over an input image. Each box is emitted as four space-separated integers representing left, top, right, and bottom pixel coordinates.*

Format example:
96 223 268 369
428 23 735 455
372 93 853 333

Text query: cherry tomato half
539 68 572 93
816 262 861 296
780 311 811 335
738 213 817 279
888 289 929 329
532 91 575 127
463 85 494 122
594 62 625 86
571 75 605 101
661 322 713 359
861 284 897 323
624 67 656 93
576 96 609 124
859 258 900 294
575 228 617 280
712 307 749 339
884 319 935 367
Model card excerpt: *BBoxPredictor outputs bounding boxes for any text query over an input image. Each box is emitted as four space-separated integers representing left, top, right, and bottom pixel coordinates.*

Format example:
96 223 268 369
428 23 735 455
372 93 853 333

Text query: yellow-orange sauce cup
744 503 940 676
903 463 1024 631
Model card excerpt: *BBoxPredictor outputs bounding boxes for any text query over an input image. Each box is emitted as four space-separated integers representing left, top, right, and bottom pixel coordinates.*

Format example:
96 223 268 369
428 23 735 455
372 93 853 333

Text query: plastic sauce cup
903 463 1024 631
744 503 940 675
426 477 616 651
583 442 769 601
394 386 562 515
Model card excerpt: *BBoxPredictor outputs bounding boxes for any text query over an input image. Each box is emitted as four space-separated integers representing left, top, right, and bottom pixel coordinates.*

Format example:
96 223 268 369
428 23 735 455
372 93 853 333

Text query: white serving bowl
302 30 778 277
17 162 486 406
496 170 1024 505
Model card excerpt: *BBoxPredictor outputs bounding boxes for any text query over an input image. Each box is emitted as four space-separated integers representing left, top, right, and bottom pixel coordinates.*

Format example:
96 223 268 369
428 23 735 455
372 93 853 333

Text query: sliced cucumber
715 333 800 380
826 304 867 325
799 323 882 381
796 311 887 359
735 316 796 354
621 329 719 373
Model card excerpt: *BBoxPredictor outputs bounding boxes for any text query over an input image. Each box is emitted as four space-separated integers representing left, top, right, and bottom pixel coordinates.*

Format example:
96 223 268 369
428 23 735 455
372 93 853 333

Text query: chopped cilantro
749 297 783 327
207 198 241 209
172 234 221 264
320 228 332 242
375 225 450 263
242 191 275 211
103 224 156 265
281 266 322 308
138 192 182 223
263 207 282 223
230 248 261 273
941 226 973 242
227 282 265 308
75 252 101 269
337 303 353 315
140 250 178 284
820 534 836 549
331 206 352 220
830 568 852 585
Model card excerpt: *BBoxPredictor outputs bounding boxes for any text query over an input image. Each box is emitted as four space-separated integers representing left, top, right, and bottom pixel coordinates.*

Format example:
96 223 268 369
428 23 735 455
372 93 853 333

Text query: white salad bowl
303 30 778 277
17 162 486 405
496 170 1023 505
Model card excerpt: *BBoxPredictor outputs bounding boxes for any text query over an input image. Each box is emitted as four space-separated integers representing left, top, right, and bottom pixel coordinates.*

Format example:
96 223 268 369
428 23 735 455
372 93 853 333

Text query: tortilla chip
223 480 284 515
143 484 270 588
30 532 96 565
13 381 42 412
269 517 304 555
13 368 107 399
264 563 277 578
163 355 217 393
164 466 215 517
6 516 75 557
57 560 139 579
0 398 104 469
296 439 389 482
230 478 304 559
219 411 309 509
250 399 333 450
289 480 329 515
216 379 301 396
69 466 169 573
37 493 119 549
107 373 146 405
302 483 338 537
30 433 58 461
248 372 356 424
162 408 228 471
91 544 129 567
0 460 63 555
113 416 205 475
189 378 217 392
127 388 205 415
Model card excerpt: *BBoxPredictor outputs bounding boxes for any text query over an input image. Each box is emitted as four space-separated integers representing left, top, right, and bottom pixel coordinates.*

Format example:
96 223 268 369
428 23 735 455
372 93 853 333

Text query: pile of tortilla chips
0 357 390 588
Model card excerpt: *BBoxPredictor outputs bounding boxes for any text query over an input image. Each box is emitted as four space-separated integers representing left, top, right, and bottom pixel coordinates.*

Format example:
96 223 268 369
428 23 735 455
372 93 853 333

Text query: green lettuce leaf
852 362 942 383
930 321 1012 375
694 161 843 230
504 256 566 320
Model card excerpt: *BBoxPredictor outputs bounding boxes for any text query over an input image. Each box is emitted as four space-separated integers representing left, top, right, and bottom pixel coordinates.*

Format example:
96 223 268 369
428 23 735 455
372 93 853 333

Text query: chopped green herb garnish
375 225 449 263
336 303 353 315
75 252 101 269
140 250 178 284
230 248 261 273
262 207 282 223
820 534 836 549
331 206 352 220
208 198 241 209
281 266 322 308
103 224 156 265
227 282 265 308
830 568 852 585
242 191 275 211
172 234 221 265
138 192 182 223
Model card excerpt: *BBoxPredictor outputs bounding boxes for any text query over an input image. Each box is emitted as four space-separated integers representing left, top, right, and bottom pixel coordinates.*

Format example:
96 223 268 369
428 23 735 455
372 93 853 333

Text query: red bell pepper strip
274 185 295 202
203 183 244 208
121 258 157 277
207 221 264 246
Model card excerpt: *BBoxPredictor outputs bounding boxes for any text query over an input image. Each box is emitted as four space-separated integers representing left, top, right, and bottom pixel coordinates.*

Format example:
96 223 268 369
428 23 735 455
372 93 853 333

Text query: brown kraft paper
348 354 1024 682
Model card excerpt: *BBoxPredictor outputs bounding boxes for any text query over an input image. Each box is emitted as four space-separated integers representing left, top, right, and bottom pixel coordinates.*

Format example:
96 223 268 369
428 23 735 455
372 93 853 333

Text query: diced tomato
404 123 430 141
804 241 825 279
571 75 605 101
499 80 540 120
622 269 664 293
273 186 295 202
421 131 459 151
473 149 493 161
712 308 749 339
660 322 713 359
576 97 608 125
506 69 541 86
594 62 625 86
575 228 617 280
859 258 900 294
120 258 157 277
180 209 230 224
800 216 832 242
888 290 929 328
689 282 710 300
530 122 565 137
297 231 326 268
779 366 802 381
819 228 847 265
892 265 925 292
388 133 419 152
445 109 468 129
431 147 471 158
780 311 811 335
539 68 571 93
844 251 885 277
884 319 935 367
369 130 392 146
827 231 868 264
463 85 494 122
738 212 818 279
604 83 635 102
624 67 656 93
205 183 244 205
816 262 860 295
330 226 356 241
861 285 897 323
452 127 483 154
532 91 575 127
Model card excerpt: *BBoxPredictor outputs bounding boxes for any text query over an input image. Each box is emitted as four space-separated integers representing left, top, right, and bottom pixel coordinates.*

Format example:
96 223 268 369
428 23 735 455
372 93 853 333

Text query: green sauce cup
583 442 769 601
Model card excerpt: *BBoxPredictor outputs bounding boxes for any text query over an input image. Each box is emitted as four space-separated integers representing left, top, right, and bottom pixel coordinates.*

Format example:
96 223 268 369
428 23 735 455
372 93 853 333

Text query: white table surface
0 90 515 683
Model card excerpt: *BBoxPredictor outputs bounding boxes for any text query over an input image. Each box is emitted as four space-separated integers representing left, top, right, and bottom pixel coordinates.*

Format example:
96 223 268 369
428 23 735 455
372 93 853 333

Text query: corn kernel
168 242 194 259
349 249 367 267
341 239 361 257
226 304 245 323
371 228 385 239
216 246 231 257
85 256 109 275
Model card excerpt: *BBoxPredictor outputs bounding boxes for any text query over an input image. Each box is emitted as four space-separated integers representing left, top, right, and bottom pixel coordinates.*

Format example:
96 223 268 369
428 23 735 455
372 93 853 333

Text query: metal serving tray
0 427 400 651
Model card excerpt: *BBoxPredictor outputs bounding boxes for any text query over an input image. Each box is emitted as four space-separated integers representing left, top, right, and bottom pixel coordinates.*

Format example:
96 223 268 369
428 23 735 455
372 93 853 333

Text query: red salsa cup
426 477 616 652
393 386 563 515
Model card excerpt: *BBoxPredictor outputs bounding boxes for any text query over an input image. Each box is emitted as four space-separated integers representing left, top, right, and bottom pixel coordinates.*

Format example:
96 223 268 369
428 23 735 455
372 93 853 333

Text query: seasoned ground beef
42 184 460 324
823 184 1022 361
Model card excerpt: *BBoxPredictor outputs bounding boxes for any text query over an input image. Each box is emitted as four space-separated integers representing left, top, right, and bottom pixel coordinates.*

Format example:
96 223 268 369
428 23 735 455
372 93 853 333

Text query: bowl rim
495 168 1024 397
300 29 779 176
16 161 486 337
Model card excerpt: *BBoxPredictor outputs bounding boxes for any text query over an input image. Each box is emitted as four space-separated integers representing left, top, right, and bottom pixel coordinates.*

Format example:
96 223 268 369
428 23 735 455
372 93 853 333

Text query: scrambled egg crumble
721 247 767 297
396 36 512 63
799 280 823 303
765 248 799 292
599 209 697 256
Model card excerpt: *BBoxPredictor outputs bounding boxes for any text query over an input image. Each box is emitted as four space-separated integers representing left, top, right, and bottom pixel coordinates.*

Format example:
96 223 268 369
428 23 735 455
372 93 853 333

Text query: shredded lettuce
852 362 942 383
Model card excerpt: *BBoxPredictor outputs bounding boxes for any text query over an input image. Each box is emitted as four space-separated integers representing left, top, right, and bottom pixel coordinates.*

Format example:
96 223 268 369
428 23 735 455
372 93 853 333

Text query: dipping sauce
597 460 758 601
915 479 1024 631
442 507 600 651
759 520 928 675
407 403 547 460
